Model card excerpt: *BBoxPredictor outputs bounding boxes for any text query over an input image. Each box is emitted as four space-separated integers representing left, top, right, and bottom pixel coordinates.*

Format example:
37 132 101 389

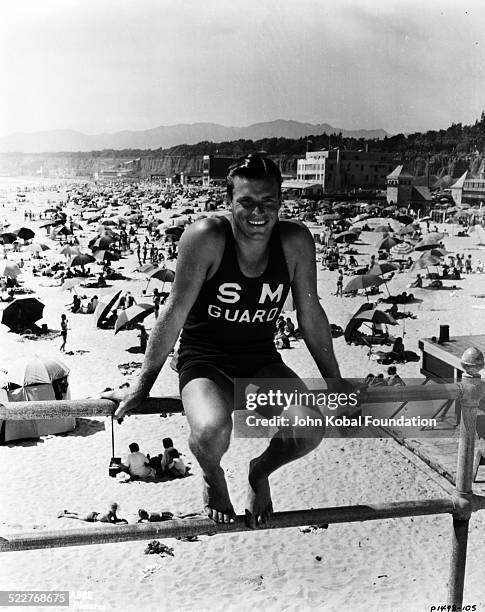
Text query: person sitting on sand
386 366 405 386
101 309 118 329
389 337 405 363
369 373 387 387
70 295 81 313
284 317 296 337
410 274 422 288
275 329 291 349
84 295 98 314
120 442 156 479
160 438 181 472
58 502 127 523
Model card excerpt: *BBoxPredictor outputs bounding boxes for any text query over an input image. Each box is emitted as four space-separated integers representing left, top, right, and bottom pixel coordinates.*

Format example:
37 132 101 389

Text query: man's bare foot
202 469 235 524
245 458 273 529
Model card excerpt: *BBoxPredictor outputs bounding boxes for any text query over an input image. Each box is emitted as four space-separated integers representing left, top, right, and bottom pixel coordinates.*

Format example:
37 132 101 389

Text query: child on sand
58 502 127 523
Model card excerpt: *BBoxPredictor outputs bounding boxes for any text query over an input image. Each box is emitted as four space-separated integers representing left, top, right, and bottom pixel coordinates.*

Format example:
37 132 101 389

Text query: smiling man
104 154 344 527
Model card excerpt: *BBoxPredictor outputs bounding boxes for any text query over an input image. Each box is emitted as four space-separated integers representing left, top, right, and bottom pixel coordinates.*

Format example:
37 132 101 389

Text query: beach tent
344 303 373 343
1 356 75 443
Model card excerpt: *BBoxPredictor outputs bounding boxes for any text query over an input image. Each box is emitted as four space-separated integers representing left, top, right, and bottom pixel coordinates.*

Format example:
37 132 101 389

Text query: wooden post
448 347 485 606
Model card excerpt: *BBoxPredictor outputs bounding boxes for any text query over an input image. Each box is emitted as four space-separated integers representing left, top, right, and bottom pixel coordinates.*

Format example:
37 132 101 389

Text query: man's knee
283 404 325 454
189 420 232 455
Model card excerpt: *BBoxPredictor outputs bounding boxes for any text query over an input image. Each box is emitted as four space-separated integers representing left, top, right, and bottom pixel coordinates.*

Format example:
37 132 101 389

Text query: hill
0 120 388 154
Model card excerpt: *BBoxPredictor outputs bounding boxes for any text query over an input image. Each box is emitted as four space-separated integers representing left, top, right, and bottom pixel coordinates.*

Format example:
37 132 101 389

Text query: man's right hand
99 388 147 420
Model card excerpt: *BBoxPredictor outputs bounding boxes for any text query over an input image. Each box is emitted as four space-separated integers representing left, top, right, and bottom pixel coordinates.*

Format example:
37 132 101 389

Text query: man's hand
99 388 147 420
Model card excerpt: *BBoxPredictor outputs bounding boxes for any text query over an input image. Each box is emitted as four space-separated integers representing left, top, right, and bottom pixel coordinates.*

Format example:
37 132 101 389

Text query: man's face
229 176 280 239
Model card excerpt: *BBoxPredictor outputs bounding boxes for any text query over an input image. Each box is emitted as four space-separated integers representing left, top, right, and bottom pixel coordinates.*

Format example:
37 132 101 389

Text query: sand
0 179 484 612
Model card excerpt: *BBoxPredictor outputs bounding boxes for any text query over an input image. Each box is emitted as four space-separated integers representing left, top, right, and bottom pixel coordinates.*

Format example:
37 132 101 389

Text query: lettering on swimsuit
208 304 279 323
210 282 285 323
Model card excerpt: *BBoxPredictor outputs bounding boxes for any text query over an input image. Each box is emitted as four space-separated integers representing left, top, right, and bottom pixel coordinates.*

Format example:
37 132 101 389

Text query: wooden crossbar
0 499 460 552
0 384 462 420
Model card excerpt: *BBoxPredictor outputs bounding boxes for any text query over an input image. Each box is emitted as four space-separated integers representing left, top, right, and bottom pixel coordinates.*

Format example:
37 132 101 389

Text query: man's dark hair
129 442 139 452
226 153 282 200
162 437 174 448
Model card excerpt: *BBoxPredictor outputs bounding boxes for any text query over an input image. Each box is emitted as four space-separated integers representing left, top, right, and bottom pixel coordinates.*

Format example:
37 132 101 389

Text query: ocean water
0 176 77 229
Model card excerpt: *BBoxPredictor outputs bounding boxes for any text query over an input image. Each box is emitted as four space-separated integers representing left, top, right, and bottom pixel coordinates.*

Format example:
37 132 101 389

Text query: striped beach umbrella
390 242 413 256
114 303 155 334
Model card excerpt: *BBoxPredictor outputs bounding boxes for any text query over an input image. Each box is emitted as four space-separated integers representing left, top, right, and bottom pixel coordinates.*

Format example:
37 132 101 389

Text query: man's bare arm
103 219 222 416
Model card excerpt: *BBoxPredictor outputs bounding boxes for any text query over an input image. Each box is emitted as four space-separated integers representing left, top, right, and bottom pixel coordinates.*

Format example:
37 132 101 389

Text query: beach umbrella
396 214 414 225
390 242 413 257
170 213 181 218
377 236 402 251
15 227 35 241
414 235 442 251
25 242 50 254
429 247 451 258
164 226 184 237
149 268 175 283
69 253 95 267
7 355 69 387
0 260 22 278
1 297 45 331
135 263 159 274
369 262 399 276
343 274 386 294
334 230 359 244
94 250 120 262
352 308 397 326
90 235 116 250
52 225 73 237
114 303 155 334
410 253 441 272
352 214 371 223
59 245 81 257
0 232 18 244
87 215 103 224
396 224 417 236
93 290 122 327
320 213 341 222
424 231 444 243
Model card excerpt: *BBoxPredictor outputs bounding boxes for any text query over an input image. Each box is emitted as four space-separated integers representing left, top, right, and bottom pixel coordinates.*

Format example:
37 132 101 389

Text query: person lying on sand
137 509 203 523
58 502 127 523
137 509 174 522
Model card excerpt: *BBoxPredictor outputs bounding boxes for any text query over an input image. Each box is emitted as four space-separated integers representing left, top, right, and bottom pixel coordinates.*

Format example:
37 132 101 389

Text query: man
103 154 345 527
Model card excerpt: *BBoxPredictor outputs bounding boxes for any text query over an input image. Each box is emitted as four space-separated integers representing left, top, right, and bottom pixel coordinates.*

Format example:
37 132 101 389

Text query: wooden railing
1 347 485 607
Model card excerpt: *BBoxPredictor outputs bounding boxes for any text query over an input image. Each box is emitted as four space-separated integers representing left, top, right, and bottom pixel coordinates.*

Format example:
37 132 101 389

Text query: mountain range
0 120 389 154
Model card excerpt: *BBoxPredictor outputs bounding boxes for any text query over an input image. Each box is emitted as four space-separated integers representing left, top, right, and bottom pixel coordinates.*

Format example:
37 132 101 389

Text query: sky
1 0 484 138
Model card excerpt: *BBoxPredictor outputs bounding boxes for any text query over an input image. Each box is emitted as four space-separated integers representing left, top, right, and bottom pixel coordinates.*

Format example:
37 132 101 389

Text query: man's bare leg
182 378 236 524
246 404 324 528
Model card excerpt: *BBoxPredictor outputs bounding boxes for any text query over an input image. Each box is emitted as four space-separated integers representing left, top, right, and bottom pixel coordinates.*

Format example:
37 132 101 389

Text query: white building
297 149 394 192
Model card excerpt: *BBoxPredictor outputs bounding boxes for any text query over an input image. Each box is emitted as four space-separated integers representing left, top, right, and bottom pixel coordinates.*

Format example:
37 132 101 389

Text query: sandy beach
0 178 484 612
